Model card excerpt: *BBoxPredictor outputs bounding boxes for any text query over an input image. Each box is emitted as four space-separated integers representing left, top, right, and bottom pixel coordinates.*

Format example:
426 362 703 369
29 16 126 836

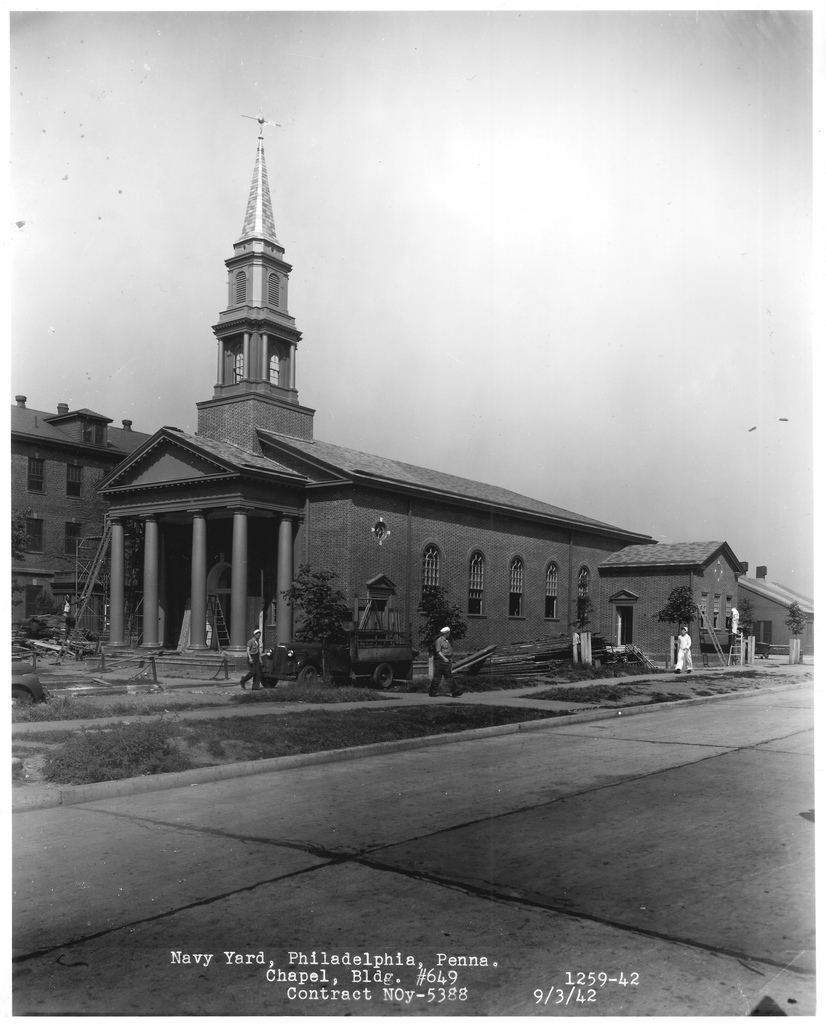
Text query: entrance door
617 606 633 645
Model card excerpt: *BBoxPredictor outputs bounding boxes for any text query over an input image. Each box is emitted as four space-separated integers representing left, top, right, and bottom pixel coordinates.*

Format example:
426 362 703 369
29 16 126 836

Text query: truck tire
296 663 320 685
372 662 394 689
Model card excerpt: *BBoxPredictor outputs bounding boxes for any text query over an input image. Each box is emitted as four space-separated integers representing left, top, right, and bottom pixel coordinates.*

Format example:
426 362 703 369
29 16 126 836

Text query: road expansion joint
348 853 815 979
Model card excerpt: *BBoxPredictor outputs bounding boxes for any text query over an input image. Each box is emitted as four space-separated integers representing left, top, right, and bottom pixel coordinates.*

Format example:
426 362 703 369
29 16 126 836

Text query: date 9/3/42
534 972 640 1006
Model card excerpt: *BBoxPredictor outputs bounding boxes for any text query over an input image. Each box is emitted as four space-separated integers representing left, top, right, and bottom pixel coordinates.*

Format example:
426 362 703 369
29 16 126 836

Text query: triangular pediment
609 588 640 603
101 434 234 491
365 573 397 593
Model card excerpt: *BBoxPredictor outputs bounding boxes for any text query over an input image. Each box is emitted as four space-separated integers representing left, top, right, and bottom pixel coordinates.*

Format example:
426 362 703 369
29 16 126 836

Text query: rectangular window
724 595 733 631
26 518 43 552
713 594 721 629
27 457 45 492
700 592 709 626
65 522 82 555
82 420 105 445
545 566 558 619
25 585 42 618
67 463 82 497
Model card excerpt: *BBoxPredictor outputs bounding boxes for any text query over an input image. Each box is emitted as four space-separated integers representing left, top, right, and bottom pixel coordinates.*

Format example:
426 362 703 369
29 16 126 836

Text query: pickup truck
260 630 416 688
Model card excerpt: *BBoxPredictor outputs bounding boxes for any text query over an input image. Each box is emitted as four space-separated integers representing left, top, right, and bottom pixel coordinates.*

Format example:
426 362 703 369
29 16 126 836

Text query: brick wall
11 441 119 619
304 483 633 652
197 393 314 450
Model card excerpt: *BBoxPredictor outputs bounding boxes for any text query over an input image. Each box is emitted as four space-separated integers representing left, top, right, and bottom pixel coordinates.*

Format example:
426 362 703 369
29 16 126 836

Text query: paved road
13 683 814 1016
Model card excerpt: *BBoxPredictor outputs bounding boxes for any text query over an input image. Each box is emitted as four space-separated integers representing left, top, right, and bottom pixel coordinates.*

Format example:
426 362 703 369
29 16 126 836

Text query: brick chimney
122 419 133 431
57 403 69 415
756 566 767 580
15 395 26 408
739 562 749 574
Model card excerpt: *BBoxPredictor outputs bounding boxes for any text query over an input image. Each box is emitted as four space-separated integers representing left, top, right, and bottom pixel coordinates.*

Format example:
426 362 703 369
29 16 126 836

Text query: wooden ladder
727 632 744 665
207 595 231 650
696 604 727 666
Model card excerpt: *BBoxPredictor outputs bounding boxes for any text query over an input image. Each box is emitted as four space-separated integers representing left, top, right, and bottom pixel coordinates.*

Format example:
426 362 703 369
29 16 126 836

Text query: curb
12 681 807 813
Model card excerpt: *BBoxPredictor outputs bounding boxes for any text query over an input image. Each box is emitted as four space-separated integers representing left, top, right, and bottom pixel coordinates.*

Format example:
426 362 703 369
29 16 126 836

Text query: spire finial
241 111 281 140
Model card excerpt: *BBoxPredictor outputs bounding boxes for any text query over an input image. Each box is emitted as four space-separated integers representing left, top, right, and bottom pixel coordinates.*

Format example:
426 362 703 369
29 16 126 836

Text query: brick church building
97 127 740 659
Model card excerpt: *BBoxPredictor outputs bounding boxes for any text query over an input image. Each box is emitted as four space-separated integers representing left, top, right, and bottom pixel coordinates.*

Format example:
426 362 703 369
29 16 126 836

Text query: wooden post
746 636 755 664
789 638 801 664
150 656 157 683
572 632 580 664
581 631 592 666
666 637 674 669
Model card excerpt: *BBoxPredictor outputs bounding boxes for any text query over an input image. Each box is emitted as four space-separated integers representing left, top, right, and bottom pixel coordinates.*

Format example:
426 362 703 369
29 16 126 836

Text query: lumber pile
486 634 577 675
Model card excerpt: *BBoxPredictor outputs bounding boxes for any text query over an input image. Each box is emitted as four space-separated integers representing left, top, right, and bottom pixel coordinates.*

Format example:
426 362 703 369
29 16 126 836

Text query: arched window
422 545 440 589
235 271 247 304
545 563 558 619
509 557 524 617
269 350 281 386
578 566 590 599
231 344 244 383
268 273 280 306
468 552 484 615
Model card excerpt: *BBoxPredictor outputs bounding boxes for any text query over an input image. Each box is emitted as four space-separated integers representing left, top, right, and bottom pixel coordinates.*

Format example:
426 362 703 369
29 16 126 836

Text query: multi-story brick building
11 397 150 626
95 126 750 662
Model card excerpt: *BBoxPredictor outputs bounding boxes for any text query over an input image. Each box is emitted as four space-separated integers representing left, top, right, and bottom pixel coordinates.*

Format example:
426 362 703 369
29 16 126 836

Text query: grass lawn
15 705 572 787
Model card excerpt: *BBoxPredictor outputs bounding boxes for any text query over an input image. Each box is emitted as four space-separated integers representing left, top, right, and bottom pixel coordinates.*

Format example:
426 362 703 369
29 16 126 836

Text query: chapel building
99 129 662 657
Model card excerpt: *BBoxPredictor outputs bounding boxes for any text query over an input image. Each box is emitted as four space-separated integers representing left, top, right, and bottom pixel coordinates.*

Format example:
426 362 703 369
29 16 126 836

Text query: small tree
11 507 31 599
656 585 696 630
785 601 808 637
418 586 467 654
572 596 594 631
34 582 57 615
737 596 756 636
281 564 350 645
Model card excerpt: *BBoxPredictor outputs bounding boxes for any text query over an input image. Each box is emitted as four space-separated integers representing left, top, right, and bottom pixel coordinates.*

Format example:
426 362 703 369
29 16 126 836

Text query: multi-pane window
509 557 524 617
468 553 484 615
232 345 244 383
81 419 105 445
578 566 590 599
545 563 558 618
269 350 281 385
65 522 82 555
713 594 721 629
26 517 43 552
27 457 44 492
700 593 709 626
422 545 440 588
235 271 247 304
725 595 733 631
268 273 280 306
66 464 82 497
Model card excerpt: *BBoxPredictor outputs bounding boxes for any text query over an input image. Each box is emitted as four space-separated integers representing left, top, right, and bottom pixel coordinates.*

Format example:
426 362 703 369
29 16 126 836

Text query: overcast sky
9 9 815 596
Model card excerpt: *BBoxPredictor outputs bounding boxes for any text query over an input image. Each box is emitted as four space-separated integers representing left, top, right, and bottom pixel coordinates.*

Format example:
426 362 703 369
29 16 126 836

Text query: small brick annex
98 129 743 660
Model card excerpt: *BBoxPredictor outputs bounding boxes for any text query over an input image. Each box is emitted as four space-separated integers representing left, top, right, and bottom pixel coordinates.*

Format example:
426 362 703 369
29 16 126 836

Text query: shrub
42 719 193 785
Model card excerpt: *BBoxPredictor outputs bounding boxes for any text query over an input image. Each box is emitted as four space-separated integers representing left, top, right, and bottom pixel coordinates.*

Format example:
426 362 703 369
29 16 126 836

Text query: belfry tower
197 121 314 450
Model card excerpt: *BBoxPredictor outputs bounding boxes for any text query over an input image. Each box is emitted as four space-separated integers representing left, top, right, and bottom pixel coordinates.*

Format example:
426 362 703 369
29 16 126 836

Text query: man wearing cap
675 625 693 674
429 626 463 698
240 628 263 690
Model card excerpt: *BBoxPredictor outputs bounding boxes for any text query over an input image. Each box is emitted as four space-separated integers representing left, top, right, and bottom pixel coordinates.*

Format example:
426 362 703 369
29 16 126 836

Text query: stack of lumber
486 634 576 676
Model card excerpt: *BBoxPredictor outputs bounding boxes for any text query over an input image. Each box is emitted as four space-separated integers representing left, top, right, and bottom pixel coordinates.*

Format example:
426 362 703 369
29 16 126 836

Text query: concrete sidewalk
12 676 809 814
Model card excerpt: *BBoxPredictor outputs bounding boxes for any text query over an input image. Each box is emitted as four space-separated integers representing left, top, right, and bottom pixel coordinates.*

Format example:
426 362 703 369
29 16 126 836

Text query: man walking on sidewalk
429 626 463 698
240 628 263 690
675 625 693 674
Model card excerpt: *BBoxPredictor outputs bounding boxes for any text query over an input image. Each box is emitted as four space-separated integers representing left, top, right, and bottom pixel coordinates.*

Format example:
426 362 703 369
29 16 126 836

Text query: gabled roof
600 541 740 570
258 429 652 541
99 426 306 491
45 407 112 423
738 576 814 615
11 403 151 455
